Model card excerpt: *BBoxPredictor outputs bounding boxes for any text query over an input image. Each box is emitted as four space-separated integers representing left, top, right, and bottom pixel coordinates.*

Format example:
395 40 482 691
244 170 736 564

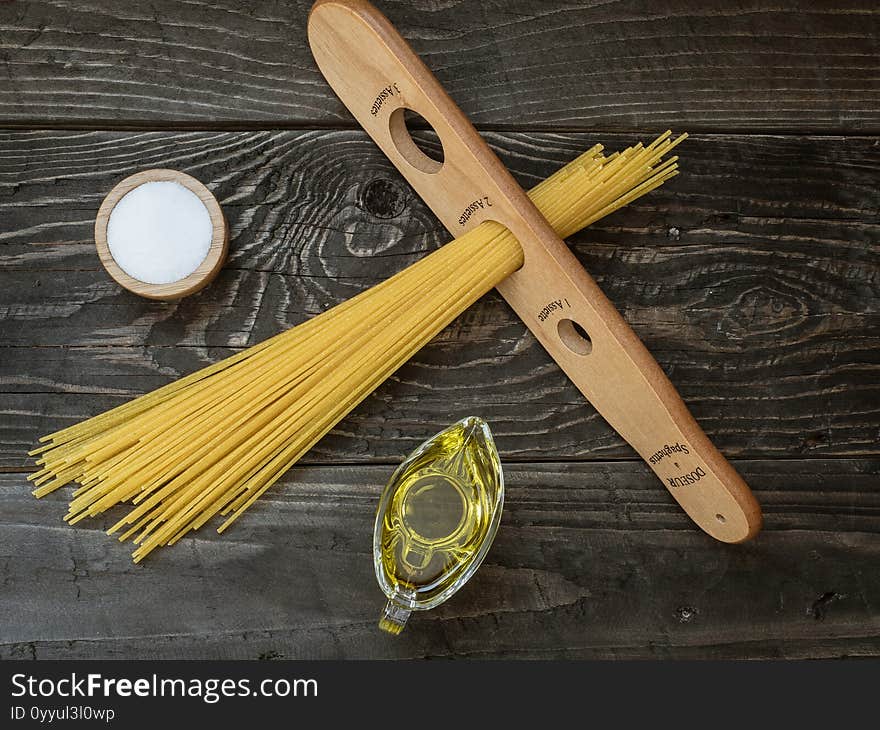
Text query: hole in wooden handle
557 318 592 355
389 107 444 174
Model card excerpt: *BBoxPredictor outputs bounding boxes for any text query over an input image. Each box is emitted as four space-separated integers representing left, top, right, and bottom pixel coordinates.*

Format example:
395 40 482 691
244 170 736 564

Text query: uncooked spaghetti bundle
30 131 686 561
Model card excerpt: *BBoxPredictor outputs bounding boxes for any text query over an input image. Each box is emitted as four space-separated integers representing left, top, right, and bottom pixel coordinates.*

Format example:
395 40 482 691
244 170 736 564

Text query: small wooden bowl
95 169 228 300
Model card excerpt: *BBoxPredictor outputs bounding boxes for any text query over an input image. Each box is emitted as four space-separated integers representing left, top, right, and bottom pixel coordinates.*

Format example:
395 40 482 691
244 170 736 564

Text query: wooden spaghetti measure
308 0 762 542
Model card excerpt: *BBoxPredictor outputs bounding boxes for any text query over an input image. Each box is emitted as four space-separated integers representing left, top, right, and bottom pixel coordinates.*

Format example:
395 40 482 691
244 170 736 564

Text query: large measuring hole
557 318 592 356
389 107 444 174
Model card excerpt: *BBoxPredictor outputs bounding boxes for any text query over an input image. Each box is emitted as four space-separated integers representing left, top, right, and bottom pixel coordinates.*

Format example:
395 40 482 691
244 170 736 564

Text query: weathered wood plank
0 1 878 131
1 130 877 465
1 460 877 659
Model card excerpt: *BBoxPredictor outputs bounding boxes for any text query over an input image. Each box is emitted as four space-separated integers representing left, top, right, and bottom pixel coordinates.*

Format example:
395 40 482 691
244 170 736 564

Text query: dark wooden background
1 1 878 659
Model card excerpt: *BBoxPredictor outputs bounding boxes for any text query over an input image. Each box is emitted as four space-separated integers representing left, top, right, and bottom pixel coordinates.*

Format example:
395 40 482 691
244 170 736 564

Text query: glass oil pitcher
373 416 504 634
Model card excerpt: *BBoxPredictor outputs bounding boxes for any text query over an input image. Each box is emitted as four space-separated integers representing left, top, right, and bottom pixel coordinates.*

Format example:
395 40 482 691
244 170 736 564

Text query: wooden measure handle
308 0 762 542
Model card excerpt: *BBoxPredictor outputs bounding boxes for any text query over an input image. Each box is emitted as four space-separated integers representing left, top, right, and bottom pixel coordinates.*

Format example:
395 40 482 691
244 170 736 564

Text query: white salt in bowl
95 169 228 300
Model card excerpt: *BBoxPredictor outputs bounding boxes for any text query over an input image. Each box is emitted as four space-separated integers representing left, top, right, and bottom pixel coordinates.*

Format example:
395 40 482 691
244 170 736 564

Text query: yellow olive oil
373 417 503 634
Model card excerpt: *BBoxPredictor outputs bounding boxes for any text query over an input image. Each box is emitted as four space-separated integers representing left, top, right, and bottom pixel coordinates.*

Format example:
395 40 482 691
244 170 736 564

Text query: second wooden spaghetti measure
308 0 762 542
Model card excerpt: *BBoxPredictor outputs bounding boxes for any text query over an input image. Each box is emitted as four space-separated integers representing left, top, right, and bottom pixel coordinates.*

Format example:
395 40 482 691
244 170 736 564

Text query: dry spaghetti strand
30 132 686 561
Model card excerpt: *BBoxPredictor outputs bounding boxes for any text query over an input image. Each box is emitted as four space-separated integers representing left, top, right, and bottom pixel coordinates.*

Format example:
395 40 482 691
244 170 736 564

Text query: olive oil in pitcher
373 417 504 634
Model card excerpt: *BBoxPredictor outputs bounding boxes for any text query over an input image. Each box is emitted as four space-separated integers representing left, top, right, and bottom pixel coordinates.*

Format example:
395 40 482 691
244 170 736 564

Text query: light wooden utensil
308 0 762 542
95 168 228 300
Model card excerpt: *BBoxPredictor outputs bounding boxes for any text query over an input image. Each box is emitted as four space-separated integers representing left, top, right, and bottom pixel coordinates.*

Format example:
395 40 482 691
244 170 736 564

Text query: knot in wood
361 178 407 219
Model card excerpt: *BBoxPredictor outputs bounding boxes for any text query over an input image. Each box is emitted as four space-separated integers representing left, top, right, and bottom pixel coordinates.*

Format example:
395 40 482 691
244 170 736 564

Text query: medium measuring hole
557 318 592 355
389 107 444 174
402 110 444 164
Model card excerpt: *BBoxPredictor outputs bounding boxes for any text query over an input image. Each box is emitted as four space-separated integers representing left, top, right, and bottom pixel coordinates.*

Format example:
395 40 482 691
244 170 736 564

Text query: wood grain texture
0 0 878 131
1 130 877 467
1 461 877 660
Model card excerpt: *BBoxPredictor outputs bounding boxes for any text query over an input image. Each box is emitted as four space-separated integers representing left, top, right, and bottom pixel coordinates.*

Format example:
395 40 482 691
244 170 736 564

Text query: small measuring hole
557 318 592 355
715 513 726 524
389 107 444 174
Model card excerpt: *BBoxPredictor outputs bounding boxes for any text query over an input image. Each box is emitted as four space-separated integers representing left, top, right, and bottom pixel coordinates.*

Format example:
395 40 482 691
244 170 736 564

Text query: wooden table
1 1 878 660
